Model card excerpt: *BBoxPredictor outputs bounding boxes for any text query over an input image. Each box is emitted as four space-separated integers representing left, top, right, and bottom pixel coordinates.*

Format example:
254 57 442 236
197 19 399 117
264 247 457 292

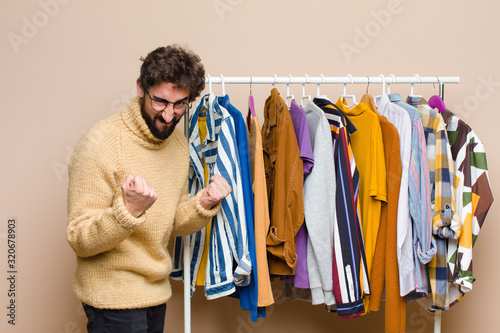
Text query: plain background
1 0 499 332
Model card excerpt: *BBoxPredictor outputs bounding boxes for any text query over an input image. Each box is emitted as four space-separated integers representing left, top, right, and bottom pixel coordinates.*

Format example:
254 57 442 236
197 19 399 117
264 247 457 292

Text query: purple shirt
289 99 314 175
289 99 314 288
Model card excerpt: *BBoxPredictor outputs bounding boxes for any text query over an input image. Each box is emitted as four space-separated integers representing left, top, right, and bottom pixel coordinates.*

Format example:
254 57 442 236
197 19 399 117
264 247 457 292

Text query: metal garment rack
182 74 460 333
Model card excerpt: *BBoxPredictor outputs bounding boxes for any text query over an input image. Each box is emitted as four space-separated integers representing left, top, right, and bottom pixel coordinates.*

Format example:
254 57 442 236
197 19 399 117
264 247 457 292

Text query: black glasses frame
146 90 191 115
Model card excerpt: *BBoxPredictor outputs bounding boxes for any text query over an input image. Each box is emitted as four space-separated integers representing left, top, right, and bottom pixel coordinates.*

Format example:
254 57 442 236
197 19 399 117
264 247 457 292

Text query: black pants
82 303 167 333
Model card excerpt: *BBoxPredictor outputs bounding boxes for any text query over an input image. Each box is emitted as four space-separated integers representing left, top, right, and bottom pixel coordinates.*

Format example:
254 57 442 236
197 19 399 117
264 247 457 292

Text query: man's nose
161 104 175 123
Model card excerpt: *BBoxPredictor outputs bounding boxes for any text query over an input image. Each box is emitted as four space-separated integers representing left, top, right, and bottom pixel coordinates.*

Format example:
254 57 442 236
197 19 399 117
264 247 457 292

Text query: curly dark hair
139 44 205 102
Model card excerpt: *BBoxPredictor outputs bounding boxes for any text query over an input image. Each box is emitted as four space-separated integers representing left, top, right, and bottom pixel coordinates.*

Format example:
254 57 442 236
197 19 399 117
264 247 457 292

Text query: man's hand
122 175 157 218
200 174 232 210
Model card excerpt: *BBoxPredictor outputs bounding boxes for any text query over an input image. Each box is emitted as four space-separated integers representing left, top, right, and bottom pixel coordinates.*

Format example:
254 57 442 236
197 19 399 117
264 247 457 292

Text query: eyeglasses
146 90 190 115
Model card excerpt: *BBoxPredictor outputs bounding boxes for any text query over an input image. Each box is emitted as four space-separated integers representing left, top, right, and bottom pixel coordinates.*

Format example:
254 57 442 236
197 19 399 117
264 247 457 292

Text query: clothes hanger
408 74 422 98
428 77 447 112
387 74 396 95
340 74 358 108
315 74 328 99
247 76 257 128
249 76 256 116
218 74 226 97
373 74 386 103
201 75 211 114
300 74 311 107
428 95 447 112
361 76 373 98
361 76 373 102
286 74 295 108
361 76 380 114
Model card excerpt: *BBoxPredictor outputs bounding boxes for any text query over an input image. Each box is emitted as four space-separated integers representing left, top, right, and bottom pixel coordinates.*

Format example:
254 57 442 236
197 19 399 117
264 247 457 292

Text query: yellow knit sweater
67 97 219 309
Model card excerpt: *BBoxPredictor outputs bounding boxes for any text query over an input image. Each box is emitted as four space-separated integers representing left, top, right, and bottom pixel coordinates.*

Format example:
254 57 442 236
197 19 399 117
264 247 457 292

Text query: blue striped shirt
172 93 252 299
219 95 264 321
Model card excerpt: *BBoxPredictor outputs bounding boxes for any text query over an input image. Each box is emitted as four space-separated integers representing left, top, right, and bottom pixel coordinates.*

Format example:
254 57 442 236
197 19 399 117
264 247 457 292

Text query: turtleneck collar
121 96 171 150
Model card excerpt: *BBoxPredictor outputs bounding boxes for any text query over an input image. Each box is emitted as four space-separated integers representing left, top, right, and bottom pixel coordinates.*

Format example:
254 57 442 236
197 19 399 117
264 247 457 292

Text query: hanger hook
343 74 350 96
219 74 225 95
378 74 386 94
437 76 443 98
318 74 326 97
273 74 277 88
250 76 253 95
366 76 370 94
287 74 292 96
387 74 396 94
206 74 212 94
317 74 321 97
302 74 310 105
411 74 420 95
316 74 325 96
432 76 440 94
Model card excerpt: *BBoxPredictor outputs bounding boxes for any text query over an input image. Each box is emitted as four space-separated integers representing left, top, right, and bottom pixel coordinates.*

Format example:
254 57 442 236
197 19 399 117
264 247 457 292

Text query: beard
140 98 181 140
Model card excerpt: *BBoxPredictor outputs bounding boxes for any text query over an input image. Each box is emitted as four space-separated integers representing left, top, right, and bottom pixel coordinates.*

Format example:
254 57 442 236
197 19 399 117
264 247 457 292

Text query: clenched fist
122 175 157 218
200 174 232 210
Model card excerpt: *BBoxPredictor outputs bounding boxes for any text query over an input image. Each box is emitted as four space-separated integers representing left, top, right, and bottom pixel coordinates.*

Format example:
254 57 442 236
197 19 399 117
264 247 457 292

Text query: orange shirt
262 88 304 275
248 111 274 306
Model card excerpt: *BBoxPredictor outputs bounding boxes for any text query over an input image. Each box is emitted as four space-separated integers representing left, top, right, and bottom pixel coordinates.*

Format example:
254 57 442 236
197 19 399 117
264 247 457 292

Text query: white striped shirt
377 94 415 296
172 93 251 299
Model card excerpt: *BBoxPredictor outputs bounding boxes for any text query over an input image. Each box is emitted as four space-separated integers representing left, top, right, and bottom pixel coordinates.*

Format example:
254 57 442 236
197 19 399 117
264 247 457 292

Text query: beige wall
1 0 499 332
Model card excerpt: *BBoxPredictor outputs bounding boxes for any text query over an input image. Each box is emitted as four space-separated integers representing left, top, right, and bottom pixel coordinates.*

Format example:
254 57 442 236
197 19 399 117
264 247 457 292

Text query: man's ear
136 78 144 97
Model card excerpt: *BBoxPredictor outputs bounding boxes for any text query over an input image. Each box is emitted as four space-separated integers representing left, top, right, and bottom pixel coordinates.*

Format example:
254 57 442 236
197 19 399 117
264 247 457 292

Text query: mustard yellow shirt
195 116 211 286
335 99 387 280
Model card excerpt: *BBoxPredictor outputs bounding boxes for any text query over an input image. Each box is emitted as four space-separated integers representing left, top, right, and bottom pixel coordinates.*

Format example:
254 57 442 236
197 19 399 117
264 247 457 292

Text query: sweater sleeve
304 109 336 306
66 132 145 258
171 183 221 237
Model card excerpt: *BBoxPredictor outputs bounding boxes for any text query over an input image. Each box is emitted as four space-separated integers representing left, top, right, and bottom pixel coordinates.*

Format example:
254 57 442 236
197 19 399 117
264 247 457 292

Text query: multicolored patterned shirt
407 96 459 309
442 109 493 306
314 97 369 319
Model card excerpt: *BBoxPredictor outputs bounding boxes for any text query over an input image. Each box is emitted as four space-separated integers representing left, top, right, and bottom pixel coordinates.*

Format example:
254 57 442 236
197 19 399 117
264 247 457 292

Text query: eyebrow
151 95 189 104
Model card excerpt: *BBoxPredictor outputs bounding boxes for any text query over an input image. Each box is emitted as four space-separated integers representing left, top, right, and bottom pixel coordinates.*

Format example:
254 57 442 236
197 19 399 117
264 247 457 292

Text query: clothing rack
182 74 460 333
